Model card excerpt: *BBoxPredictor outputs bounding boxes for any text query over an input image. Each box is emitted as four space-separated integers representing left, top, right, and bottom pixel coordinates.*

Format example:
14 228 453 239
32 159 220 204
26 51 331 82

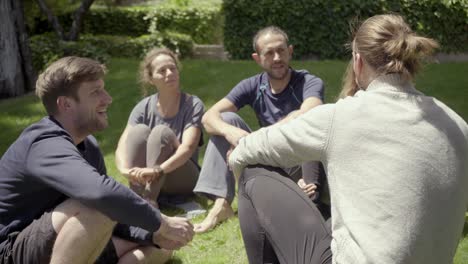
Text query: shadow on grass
463 215 468 237
167 257 183 264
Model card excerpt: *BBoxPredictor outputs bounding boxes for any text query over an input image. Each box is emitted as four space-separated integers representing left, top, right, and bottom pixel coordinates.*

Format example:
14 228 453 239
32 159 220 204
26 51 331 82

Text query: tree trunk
35 0 95 41
68 0 95 41
0 0 36 98
35 0 65 40
14 0 36 93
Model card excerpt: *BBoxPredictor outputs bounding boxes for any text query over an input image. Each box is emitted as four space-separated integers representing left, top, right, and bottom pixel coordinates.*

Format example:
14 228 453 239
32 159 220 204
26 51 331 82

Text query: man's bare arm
202 98 249 146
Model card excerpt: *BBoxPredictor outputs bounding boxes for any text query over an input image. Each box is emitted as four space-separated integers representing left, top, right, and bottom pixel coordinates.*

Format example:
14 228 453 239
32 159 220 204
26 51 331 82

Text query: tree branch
68 0 95 41
35 0 65 40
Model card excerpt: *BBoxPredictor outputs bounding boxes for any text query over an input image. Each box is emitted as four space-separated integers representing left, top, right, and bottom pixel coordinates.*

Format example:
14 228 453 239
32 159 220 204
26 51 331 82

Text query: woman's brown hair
139 48 180 96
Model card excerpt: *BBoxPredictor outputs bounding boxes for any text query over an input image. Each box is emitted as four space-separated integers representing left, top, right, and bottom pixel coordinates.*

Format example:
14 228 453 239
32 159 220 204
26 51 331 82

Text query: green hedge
30 32 193 71
223 0 468 59
29 33 110 72
30 5 223 44
81 32 193 58
145 5 223 44
82 8 149 37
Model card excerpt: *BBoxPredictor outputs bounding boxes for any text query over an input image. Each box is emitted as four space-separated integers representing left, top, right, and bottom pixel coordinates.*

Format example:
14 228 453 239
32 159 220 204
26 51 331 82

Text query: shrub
82 7 149 37
29 33 109 72
30 32 193 71
223 0 468 59
145 4 223 44
30 5 223 44
81 32 193 57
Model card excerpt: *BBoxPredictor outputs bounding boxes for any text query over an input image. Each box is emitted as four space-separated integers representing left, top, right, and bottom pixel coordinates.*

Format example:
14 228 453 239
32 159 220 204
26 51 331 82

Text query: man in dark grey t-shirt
193 26 326 233
0 57 194 263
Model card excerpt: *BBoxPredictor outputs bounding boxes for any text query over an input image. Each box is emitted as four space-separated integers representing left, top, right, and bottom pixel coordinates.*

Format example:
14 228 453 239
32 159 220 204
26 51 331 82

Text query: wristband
153 165 165 178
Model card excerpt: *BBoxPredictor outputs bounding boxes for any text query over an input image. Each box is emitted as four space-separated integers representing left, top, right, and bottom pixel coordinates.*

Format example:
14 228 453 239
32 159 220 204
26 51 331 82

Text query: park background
1 0 467 263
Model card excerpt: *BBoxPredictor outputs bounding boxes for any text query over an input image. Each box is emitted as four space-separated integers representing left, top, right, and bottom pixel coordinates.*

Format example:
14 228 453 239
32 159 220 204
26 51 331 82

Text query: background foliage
223 0 468 59
28 4 223 44
26 0 222 71
26 0 467 70
1 58 468 263
29 32 193 71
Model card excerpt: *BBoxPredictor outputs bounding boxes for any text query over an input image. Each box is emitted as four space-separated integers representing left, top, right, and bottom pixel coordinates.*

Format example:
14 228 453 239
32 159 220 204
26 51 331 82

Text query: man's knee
220 112 244 125
52 199 116 234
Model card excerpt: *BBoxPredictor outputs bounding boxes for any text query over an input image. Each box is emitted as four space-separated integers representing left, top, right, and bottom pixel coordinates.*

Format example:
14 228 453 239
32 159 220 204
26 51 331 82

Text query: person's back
328 75 468 263
228 14 468 264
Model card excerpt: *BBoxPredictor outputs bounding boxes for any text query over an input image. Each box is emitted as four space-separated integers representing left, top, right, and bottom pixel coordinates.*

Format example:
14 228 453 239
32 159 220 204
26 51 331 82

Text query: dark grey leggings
238 165 332 264
125 124 199 202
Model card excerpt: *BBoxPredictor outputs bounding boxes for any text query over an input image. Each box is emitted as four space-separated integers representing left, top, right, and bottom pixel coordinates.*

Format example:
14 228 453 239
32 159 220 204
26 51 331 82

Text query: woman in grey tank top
115 48 205 208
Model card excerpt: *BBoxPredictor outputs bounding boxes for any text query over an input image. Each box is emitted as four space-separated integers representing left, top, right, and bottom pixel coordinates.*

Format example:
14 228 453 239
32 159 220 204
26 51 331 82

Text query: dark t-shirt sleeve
128 98 149 126
302 74 325 102
225 77 257 110
183 95 205 131
25 136 162 233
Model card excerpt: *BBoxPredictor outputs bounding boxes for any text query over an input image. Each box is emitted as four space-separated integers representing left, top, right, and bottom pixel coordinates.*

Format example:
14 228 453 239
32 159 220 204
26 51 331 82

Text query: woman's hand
128 167 159 184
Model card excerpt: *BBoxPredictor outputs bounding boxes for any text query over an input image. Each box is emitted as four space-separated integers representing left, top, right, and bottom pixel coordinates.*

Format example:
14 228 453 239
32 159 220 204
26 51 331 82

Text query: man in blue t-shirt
193 26 326 233
0 57 194 263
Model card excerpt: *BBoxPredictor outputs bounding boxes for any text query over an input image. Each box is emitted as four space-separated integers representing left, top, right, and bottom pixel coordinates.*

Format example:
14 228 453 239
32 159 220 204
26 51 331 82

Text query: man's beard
75 113 107 136
267 64 289 80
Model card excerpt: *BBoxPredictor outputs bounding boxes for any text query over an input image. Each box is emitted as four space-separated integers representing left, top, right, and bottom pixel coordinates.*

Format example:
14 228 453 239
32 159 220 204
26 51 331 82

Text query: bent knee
52 199 115 233
150 125 176 142
220 112 243 125
128 124 151 138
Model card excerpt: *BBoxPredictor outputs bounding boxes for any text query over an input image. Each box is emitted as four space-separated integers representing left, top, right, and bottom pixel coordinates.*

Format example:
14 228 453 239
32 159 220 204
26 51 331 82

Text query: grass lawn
1 58 467 263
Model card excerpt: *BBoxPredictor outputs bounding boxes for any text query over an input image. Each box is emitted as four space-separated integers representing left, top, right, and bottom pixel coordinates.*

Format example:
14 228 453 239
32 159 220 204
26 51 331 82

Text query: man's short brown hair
252 26 289 53
35 57 107 115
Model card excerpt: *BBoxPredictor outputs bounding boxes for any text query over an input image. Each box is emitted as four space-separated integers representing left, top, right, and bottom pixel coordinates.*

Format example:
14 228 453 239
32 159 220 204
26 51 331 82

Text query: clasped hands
128 166 163 185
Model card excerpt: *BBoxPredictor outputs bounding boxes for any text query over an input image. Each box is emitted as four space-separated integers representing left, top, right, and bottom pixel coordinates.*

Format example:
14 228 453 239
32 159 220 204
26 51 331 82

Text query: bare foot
194 198 234 233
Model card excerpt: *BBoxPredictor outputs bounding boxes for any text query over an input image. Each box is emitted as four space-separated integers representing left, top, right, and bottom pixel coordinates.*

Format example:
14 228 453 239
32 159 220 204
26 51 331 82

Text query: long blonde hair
340 14 439 99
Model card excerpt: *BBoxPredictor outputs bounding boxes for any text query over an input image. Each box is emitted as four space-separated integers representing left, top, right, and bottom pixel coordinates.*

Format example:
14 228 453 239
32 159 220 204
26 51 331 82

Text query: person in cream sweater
229 14 468 264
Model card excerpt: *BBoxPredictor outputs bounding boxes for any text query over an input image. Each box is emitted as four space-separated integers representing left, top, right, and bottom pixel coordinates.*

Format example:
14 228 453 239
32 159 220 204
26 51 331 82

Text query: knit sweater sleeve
229 104 335 172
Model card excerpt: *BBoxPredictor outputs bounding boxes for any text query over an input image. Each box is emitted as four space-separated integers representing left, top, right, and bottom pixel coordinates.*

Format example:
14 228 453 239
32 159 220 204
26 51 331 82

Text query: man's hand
224 127 250 146
153 215 194 250
297 178 317 198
